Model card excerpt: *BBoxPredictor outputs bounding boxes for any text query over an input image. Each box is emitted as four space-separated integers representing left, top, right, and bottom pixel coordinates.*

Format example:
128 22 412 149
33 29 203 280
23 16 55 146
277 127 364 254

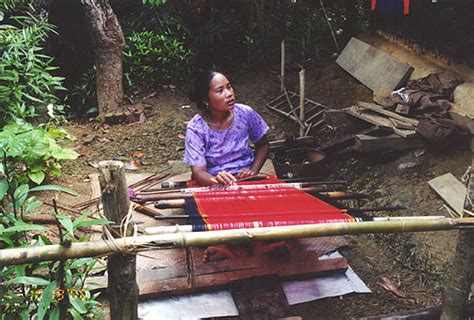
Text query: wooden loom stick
140 181 347 195
138 186 346 202
3 218 474 266
152 206 409 220
153 191 370 209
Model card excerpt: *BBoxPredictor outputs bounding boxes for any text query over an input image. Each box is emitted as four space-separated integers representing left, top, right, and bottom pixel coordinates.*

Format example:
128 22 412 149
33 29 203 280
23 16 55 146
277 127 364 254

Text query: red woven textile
192 183 353 231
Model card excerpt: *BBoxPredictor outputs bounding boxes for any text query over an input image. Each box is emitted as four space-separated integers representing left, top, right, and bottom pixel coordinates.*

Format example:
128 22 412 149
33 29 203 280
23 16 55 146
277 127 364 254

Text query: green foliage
0 168 109 319
0 120 79 186
141 0 166 5
123 30 194 94
0 6 66 124
0 210 108 319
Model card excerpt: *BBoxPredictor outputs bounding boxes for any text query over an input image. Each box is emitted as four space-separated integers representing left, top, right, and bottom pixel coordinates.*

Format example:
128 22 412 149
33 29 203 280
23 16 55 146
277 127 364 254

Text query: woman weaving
184 69 290 261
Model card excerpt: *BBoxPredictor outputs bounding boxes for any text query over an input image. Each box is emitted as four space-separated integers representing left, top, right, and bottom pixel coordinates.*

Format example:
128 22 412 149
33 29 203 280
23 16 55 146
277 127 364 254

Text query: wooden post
440 122 474 319
98 161 138 320
299 69 306 137
280 40 285 92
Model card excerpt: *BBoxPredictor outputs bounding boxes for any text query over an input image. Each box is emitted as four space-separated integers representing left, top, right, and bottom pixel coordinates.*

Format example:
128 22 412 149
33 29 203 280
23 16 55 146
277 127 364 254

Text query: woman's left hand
235 169 257 180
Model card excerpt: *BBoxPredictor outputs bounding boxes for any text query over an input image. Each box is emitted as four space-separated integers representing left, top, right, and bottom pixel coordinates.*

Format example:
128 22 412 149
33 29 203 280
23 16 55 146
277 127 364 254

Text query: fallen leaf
379 276 406 298
97 137 112 143
80 149 91 157
133 150 144 158
178 133 186 140
125 159 142 171
139 113 147 123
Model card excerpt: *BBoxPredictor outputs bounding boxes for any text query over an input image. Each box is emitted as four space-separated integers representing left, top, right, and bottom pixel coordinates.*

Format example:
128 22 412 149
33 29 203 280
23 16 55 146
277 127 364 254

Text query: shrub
123 30 194 94
0 120 79 186
0 8 66 124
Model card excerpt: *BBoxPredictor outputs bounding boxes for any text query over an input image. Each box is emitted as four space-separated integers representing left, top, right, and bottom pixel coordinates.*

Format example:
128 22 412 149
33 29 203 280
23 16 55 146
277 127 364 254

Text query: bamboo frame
2 218 473 266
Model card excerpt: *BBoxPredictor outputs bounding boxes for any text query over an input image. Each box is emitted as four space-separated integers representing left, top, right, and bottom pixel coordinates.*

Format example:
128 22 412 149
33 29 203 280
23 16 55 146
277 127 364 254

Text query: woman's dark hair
189 69 220 112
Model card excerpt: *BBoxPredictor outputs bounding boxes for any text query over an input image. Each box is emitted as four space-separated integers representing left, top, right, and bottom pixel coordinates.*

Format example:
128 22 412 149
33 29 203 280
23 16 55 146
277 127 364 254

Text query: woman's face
206 73 235 112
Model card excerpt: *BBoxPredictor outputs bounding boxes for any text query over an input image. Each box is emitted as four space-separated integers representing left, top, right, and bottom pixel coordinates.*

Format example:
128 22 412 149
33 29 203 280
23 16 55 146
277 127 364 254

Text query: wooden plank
139 257 348 298
345 106 417 138
336 37 413 91
231 274 293 320
389 118 415 130
357 101 419 126
355 134 425 153
428 173 466 216
195 251 334 276
87 256 348 298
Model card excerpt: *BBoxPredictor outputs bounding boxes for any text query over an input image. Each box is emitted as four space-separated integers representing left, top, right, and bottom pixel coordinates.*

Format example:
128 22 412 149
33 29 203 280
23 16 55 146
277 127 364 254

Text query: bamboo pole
2 218 474 266
145 216 450 235
281 39 285 92
299 68 306 137
441 122 474 319
320 0 340 53
98 161 138 320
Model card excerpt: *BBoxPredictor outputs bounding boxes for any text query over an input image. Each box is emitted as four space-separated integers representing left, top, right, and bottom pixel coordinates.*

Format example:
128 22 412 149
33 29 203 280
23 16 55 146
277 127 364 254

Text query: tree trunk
81 0 125 122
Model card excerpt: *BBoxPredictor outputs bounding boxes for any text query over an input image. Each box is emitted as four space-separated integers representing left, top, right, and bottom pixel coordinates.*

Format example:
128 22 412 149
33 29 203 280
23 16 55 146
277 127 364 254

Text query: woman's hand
212 171 237 185
235 169 257 180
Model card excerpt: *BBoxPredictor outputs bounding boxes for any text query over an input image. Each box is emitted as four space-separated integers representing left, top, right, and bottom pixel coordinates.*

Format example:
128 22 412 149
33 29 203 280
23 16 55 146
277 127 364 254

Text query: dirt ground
54 61 471 319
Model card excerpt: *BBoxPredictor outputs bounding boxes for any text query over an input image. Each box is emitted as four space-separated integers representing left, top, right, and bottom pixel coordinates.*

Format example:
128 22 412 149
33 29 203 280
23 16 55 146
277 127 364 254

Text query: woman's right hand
212 171 237 185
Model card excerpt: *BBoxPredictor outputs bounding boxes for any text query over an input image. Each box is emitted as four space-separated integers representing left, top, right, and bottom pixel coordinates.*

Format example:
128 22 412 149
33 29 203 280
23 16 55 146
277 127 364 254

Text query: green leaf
26 196 43 212
28 170 45 184
13 184 29 207
58 215 73 237
69 257 97 270
49 306 60 320
0 235 14 246
74 219 111 230
30 184 78 196
5 276 50 286
68 308 82 320
0 178 8 200
37 281 56 320
51 146 79 160
70 295 87 314
0 223 47 235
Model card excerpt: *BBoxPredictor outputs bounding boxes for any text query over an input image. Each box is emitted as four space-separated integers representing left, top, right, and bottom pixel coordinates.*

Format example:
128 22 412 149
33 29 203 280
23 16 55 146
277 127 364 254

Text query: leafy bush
0 8 66 124
0 120 79 186
0 183 108 319
123 30 194 94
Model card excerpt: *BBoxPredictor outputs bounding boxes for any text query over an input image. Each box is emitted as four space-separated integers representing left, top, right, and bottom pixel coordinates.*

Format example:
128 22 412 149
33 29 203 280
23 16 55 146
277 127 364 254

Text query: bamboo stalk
280 39 285 92
299 68 306 137
145 216 450 235
2 218 474 266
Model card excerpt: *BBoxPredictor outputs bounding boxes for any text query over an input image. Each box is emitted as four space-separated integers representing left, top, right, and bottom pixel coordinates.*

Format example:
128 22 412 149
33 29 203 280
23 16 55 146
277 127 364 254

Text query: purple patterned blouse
183 104 269 176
